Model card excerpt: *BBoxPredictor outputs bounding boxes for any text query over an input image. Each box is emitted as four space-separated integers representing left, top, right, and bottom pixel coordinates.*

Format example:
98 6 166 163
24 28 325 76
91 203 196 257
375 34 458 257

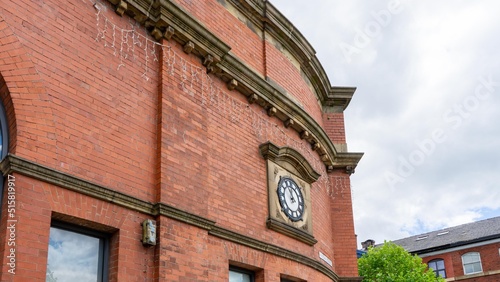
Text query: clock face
277 177 304 222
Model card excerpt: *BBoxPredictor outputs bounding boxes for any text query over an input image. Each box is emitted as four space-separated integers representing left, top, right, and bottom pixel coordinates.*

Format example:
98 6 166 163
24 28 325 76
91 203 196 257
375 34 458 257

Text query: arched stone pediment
259 141 320 184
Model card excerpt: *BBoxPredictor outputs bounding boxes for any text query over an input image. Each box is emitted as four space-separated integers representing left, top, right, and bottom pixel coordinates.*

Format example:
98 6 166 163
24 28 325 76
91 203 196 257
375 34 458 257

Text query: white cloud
271 0 500 246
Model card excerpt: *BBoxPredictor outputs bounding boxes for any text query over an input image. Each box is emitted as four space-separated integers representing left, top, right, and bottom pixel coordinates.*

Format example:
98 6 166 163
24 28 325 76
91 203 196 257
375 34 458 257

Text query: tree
358 241 444 282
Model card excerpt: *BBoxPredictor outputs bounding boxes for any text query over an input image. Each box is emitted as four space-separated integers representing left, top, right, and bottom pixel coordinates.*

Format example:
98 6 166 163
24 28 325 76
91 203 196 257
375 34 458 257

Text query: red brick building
393 217 500 281
0 0 363 281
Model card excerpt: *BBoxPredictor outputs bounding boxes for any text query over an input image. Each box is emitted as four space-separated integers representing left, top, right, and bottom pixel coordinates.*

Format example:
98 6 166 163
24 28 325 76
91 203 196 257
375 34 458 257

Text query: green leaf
358 241 445 282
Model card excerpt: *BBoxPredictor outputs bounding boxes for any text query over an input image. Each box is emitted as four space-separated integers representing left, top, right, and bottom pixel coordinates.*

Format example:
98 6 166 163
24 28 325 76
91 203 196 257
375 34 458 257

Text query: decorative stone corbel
317 145 327 156
133 14 148 24
144 20 154 29
150 27 163 41
284 118 294 128
320 154 330 163
227 79 238 91
346 166 355 175
183 41 195 54
312 142 321 151
203 54 214 73
300 131 310 140
164 26 175 40
267 107 277 117
327 165 334 173
115 0 128 16
248 94 258 104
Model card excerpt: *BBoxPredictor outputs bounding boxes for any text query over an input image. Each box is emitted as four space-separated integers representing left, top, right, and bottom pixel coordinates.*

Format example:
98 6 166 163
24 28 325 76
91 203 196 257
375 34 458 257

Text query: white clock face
277 177 304 222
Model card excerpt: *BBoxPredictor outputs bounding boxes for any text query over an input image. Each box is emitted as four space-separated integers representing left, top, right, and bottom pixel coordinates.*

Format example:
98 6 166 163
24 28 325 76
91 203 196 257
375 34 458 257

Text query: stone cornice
104 0 362 173
209 225 337 281
0 154 344 281
153 203 216 230
108 0 231 62
324 87 357 113
0 153 155 214
266 218 317 246
225 0 358 118
230 0 350 110
331 152 364 175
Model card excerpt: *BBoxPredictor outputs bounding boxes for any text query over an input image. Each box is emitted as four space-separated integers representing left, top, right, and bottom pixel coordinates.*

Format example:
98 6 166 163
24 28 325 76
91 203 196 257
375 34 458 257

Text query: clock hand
289 187 296 203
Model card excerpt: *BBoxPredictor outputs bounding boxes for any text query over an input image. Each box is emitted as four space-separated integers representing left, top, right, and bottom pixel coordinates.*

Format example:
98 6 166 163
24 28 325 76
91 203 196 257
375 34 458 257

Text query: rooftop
392 216 500 254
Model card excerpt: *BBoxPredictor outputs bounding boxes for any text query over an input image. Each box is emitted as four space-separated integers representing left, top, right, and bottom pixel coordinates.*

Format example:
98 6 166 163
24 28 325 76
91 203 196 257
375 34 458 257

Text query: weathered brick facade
0 0 363 281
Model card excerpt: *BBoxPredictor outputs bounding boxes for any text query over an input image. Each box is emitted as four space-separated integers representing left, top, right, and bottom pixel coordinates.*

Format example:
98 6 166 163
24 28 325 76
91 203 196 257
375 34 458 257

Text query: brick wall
422 242 500 281
0 0 360 280
323 113 347 144
0 0 158 202
264 40 324 124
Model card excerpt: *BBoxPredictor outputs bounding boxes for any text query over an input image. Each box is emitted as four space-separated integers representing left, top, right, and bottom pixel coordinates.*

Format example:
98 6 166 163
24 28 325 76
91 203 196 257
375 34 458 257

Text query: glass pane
229 270 251 282
428 261 436 269
46 227 101 282
472 262 482 272
438 270 446 278
464 264 474 274
436 260 445 269
463 254 474 264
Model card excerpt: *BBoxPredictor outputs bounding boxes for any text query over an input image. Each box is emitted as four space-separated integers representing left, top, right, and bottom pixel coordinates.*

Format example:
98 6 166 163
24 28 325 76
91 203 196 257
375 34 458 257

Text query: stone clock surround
260 141 319 246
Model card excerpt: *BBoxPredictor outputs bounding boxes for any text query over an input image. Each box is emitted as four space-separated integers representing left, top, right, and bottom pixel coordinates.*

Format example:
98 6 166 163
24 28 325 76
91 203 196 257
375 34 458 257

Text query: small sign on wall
319 251 333 267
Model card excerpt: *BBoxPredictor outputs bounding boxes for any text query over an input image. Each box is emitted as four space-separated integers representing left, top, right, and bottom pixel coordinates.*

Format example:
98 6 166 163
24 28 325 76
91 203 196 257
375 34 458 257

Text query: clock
277 176 304 222
260 142 319 245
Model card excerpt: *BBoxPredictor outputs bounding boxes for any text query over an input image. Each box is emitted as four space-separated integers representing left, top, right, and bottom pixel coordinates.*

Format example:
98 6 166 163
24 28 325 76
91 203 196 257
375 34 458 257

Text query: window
229 266 254 282
462 252 482 275
0 100 8 159
46 221 109 282
280 275 305 282
0 100 8 216
428 259 446 278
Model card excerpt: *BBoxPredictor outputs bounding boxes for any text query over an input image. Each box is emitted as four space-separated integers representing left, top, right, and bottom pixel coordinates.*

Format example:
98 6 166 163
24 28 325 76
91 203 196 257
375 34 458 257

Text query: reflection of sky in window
229 270 251 282
46 227 100 282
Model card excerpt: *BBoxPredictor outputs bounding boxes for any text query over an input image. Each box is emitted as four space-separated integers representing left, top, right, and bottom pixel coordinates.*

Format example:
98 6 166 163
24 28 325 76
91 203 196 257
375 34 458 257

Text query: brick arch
0 16 56 162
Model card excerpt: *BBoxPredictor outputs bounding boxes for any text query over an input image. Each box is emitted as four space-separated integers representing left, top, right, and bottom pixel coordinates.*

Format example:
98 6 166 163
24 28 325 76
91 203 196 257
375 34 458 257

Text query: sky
271 0 500 247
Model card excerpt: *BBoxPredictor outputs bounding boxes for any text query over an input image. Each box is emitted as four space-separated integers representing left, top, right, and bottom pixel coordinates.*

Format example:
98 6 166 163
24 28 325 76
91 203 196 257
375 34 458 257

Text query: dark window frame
0 100 8 217
0 100 8 160
48 220 110 282
428 258 446 278
229 265 255 282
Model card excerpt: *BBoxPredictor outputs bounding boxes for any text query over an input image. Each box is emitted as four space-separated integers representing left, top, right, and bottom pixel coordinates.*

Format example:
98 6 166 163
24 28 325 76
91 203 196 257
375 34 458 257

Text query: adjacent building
393 217 500 281
0 0 363 281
